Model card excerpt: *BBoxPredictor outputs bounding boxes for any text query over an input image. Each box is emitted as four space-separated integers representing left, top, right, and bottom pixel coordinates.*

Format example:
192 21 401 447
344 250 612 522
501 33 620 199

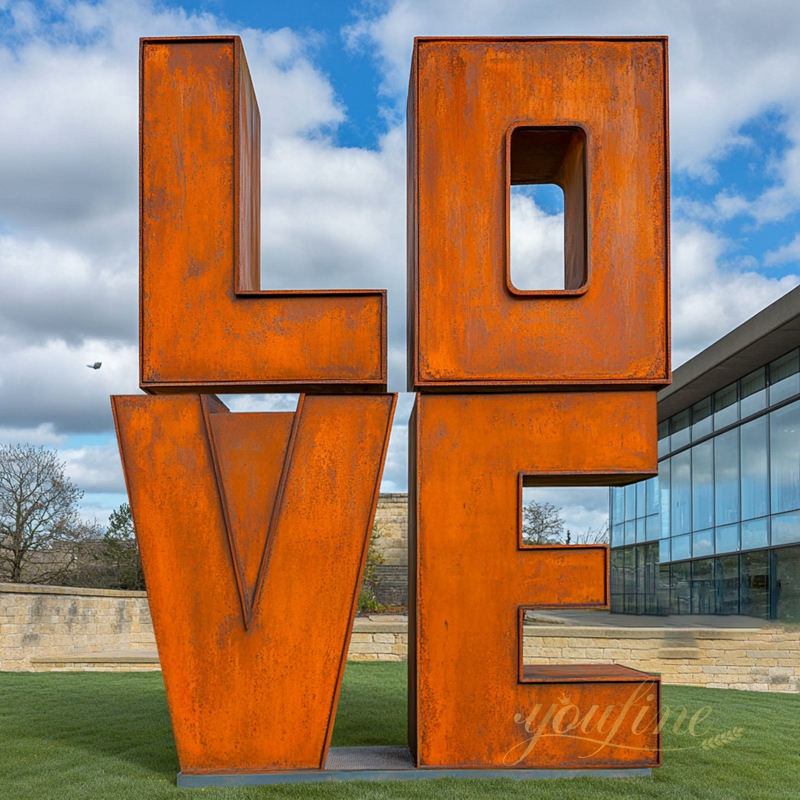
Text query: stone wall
6 578 800 691
0 583 154 671
522 624 800 692
373 494 408 566
371 494 409 607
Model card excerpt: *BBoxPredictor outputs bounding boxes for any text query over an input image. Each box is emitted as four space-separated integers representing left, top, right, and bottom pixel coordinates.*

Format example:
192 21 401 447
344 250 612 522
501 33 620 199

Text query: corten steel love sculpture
113 34 669 782
407 38 669 769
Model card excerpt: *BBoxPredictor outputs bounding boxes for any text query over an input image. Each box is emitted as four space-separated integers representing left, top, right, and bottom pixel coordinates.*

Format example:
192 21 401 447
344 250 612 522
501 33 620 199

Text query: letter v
112 392 396 775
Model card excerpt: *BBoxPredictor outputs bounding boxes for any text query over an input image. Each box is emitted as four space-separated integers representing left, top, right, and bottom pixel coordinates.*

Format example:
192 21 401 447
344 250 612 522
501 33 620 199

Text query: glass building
609 286 800 620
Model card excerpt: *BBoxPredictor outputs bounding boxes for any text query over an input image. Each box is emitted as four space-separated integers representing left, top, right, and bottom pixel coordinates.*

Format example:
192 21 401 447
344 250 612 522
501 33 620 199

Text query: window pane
769 349 800 406
771 510 800 546
770 400 800 514
671 450 691 535
636 481 646 520
625 520 636 545
610 524 624 548
610 548 624 597
646 476 659 516
671 562 691 614
693 528 714 558
775 545 800 622
691 396 713 440
671 409 691 449
672 533 691 561
715 523 740 554
741 415 769 520
625 484 636 521
659 459 671 537
741 550 769 619
692 440 714 531
714 383 739 429
646 514 660 541
610 487 623 528
659 538 670 562
623 547 635 593
715 555 740 614
740 367 767 417
658 420 670 457
692 557 713 581
741 517 769 550
715 429 740 524
636 517 646 543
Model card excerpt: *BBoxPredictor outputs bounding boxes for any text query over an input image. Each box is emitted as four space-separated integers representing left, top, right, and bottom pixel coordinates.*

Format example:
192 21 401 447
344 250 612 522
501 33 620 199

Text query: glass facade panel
714 383 739 429
623 547 635 595
645 476 659 516
636 481 646 522
770 401 800 514
671 409 692 449
646 514 660 541
715 555 740 614
659 538 670 562
624 484 636 521
693 528 713 558
740 415 769 520
741 550 769 618
715 523 740 554
691 558 715 614
624 520 635 545
671 450 691 535
692 440 714 531
671 562 690 614
659 459 671 537
636 517 646 543
691 396 713 440
611 486 624 528
610 524 623 548
771 510 800 546
741 517 769 550
769 349 800 406
740 367 767 417
658 420 670 457
715 429 740 524
672 533 691 561
774 545 800 622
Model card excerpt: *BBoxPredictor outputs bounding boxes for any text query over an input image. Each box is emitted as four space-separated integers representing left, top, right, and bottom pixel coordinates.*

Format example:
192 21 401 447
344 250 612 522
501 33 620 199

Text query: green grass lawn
1 664 799 799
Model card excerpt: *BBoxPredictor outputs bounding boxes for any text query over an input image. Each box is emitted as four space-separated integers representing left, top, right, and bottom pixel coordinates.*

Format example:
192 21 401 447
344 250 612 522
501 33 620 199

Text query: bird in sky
87 362 102 370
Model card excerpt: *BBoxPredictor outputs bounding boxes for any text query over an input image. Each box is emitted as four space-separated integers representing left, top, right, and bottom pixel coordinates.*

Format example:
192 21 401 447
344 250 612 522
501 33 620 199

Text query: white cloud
509 194 564 290
671 221 799 366
348 0 800 212
766 233 800 266
61 438 125 494
2 0 800 522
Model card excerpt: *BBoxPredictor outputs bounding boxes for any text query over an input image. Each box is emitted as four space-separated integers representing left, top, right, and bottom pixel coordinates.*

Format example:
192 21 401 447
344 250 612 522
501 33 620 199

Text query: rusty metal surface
112 393 396 774
407 37 670 391
140 37 386 393
408 392 660 768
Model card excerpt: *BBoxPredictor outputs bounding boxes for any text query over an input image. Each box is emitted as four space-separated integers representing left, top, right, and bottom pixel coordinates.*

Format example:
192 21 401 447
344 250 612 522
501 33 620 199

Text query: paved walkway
527 608 774 628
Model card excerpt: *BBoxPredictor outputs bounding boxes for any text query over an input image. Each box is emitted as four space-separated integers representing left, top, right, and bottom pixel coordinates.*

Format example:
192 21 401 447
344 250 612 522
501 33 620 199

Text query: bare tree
567 522 609 545
0 444 95 584
521 501 564 544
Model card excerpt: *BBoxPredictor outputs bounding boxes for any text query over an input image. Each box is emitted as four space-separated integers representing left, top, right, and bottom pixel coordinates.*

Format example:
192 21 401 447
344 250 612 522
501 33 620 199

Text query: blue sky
1 0 800 533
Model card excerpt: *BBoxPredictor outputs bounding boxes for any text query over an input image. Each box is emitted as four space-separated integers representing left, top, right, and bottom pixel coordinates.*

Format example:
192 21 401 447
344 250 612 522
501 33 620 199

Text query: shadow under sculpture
113 34 669 783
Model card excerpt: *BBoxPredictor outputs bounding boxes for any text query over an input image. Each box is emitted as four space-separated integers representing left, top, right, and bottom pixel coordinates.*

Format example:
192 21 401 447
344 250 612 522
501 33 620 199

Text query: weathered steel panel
407 37 670 391
140 37 387 393
112 393 396 774
409 392 660 768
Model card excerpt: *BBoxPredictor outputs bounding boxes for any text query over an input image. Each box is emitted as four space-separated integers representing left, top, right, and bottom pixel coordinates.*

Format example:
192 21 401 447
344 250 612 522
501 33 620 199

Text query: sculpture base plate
177 747 652 787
